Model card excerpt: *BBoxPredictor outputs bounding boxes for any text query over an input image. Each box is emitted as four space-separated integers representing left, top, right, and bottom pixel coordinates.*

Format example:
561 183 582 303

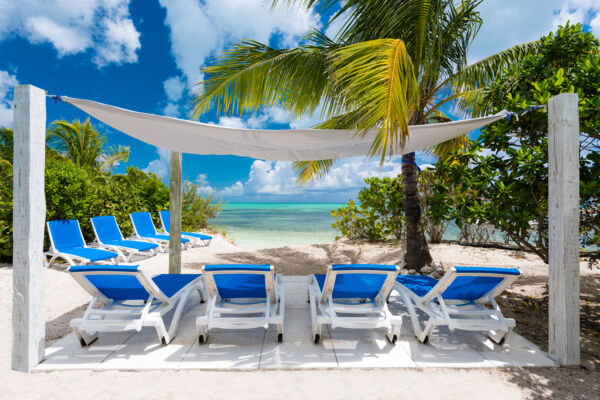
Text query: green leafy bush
332 176 405 241
182 180 223 231
428 24 600 262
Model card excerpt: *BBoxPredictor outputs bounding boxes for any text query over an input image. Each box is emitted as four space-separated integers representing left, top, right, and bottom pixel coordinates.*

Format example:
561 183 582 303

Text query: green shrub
182 181 223 231
332 176 404 241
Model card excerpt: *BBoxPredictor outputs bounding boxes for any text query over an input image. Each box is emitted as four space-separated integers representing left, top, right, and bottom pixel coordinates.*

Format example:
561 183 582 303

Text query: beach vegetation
0 123 222 262
47 118 130 172
192 0 543 272
427 24 600 263
332 176 405 241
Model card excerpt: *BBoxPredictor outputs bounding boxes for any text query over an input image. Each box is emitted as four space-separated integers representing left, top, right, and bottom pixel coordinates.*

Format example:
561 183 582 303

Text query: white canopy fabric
63 96 507 161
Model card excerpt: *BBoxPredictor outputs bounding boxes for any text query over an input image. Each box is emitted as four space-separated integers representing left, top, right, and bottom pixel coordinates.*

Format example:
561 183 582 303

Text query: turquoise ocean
211 203 596 251
211 202 468 249
211 203 343 249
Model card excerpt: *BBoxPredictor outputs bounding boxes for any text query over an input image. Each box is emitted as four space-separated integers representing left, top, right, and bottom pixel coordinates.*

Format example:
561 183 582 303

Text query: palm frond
327 38 419 159
192 34 337 119
293 159 333 184
447 39 542 93
99 145 130 172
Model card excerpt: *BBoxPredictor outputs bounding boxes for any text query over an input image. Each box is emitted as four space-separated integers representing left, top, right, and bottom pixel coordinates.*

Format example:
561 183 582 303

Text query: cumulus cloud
0 0 140 67
0 70 18 128
469 0 600 63
158 0 320 114
218 156 410 199
143 147 170 179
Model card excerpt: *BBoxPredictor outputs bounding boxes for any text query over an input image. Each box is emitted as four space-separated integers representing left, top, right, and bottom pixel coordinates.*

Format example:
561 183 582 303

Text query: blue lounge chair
308 264 401 344
130 212 190 252
159 210 212 247
46 219 118 267
394 266 521 345
69 265 205 346
196 264 284 344
91 215 159 262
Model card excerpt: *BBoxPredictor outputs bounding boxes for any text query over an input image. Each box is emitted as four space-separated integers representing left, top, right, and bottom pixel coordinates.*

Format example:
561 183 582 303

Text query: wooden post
169 151 182 274
12 85 46 372
548 93 580 366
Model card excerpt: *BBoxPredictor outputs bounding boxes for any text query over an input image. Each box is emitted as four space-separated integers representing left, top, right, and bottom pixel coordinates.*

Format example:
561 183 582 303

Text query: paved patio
35 276 555 371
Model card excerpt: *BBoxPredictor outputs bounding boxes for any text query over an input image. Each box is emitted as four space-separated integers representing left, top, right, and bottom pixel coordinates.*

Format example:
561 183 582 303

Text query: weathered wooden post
548 93 580 366
12 85 46 372
169 151 182 274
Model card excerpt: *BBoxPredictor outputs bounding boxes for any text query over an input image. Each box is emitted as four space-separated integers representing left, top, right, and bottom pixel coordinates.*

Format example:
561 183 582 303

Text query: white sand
0 235 596 399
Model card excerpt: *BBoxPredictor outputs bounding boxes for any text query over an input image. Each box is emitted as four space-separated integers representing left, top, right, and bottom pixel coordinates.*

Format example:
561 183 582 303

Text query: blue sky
1 0 599 203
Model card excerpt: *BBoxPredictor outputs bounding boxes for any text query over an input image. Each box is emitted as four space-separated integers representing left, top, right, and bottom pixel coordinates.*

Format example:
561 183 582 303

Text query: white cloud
162 76 187 117
218 156 410 199
221 181 244 196
469 1 600 63
143 147 170 179
0 70 18 128
158 0 320 112
0 0 140 67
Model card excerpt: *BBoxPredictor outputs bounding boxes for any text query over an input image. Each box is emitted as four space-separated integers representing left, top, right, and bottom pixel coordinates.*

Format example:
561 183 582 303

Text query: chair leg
72 324 98 347
402 292 435 344
488 326 513 345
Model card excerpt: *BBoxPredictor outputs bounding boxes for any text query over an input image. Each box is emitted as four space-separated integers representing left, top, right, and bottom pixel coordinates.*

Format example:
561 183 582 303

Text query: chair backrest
321 264 399 302
47 219 86 252
423 266 521 303
91 216 124 243
159 210 170 232
130 212 158 236
69 264 169 303
202 264 276 303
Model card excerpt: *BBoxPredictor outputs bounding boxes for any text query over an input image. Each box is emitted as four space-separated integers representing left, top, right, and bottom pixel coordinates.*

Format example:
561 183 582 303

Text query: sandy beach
0 235 598 399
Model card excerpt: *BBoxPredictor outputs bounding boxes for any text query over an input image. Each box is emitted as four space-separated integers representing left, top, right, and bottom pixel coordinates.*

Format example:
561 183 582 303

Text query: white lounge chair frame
196 265 285 343
308 265 402 344
159 211 212 247
90 216 158 262
45 220 117 267
394 267 520 345
129 213 190 253
70 266 206 346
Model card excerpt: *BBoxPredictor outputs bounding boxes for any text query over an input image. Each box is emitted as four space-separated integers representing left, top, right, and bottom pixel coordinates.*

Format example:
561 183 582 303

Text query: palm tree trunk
402 152 433 271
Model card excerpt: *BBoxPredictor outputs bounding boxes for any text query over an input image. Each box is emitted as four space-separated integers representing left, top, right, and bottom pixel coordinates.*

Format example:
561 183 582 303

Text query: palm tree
47 119 130 172
192 0 541 271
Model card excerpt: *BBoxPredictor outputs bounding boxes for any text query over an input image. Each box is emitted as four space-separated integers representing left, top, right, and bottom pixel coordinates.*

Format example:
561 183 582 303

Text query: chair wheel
161 337 167 345
278 333 283 342
422 335 430 345
498 337 506 346
313 334 320 344
80 338 87 347
198 335 205 344
390 334 397 344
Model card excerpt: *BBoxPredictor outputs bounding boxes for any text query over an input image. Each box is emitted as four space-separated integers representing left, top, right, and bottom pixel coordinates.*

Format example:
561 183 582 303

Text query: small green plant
332 176 404 241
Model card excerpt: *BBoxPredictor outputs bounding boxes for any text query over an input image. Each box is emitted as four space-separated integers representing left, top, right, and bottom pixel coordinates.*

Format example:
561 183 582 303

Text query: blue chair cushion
103 240 158 251
397 266 519 301
152 274 202 298
91 216 123 243
314 273 389 299
395 275 439 298
205 264 270 272
141 233 189 243
332 264 397 272
48 219 86 251
81 270 200 301
62 247 118 262
213 274 269 299
183 232 212 240
131 212 159 236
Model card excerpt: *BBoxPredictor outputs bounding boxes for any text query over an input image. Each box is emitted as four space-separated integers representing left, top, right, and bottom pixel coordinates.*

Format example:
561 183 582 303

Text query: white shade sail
63 96 507 161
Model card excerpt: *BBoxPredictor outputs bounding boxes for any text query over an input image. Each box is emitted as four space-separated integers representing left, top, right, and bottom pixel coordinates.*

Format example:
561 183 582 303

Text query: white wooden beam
169 151 182 274
12 85 46 372
548 93 580 366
